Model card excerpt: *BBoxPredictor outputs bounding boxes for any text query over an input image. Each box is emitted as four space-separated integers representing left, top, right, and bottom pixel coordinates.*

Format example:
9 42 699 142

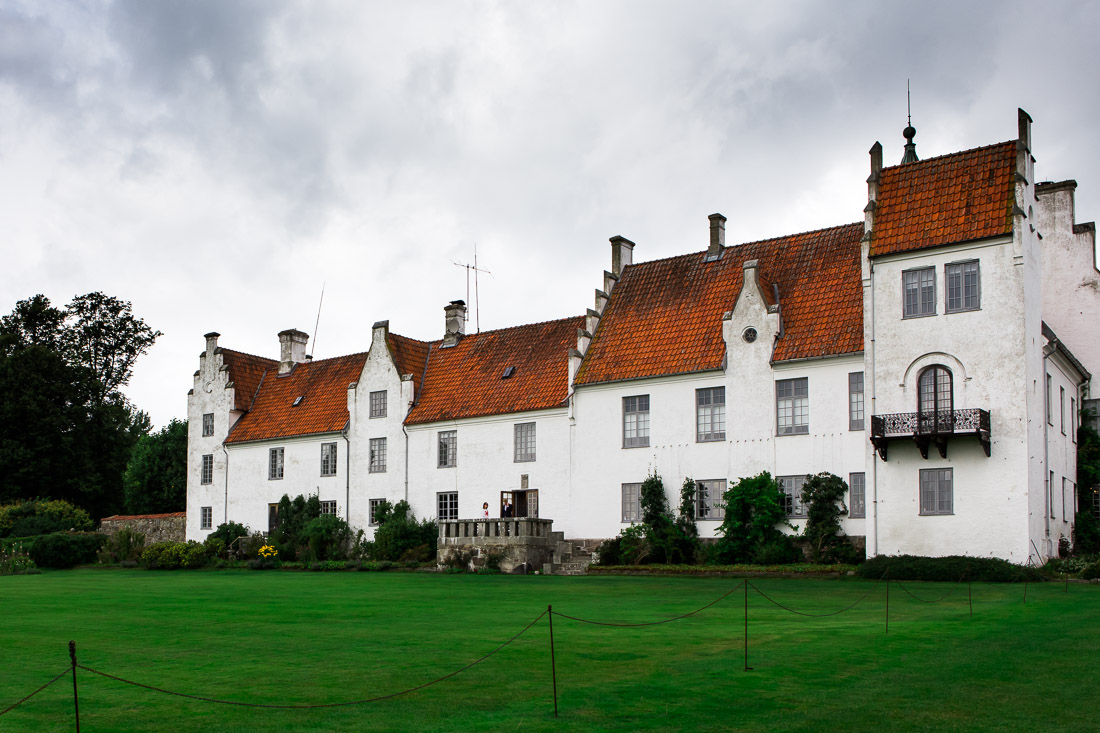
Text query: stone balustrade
437 517 554 547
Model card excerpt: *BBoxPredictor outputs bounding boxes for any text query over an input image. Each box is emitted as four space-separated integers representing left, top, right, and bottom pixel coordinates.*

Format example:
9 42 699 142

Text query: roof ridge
219 347 278 364
881 139 1015 174
622 221 864 270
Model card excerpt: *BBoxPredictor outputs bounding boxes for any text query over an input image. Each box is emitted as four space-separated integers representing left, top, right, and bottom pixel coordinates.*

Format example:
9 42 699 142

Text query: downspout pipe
402 424 410 503
1041 345 1054 562
342 425 351 524
220 443 230 526
869 263 879 557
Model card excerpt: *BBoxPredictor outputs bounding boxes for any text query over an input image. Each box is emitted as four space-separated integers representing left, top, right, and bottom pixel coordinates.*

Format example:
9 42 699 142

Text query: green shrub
99 528 146 565
594 537 622 566
307 560 347 571
208 522 251 552
715 472 791 564
302 514 353 561
440 548 471 570
369 501 437 562
750 535 802 565
0 541 40 575
0 499 93 538
1081 560 1100 580
142 541 208 570
29 532 106 568
800 472 848 562
1073 509 1100 555
856 555 1043 582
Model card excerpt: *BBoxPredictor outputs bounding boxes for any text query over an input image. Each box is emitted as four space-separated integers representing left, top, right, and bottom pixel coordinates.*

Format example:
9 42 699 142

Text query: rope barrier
75 610 547 710
550 579 745 627
891 575 966 604
0 667 70 717
748 575 884 618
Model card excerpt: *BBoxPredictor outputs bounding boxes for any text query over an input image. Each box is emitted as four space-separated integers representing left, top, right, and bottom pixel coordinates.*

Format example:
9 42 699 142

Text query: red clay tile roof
574 222 865 385
870 141 1016 257
225 353 366 443
219 349 277 411
404 316 584 425
387 333 432 399
101 512 186 521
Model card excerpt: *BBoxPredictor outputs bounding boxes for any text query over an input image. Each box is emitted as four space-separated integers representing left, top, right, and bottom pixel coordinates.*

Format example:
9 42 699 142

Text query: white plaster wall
1036 184 1100 377
1044 351 1083 551
868 236 1035 561
404 409 572 527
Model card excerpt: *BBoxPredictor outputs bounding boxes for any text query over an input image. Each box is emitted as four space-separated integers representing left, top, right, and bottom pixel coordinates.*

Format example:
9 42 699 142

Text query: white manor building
186 109 1098 563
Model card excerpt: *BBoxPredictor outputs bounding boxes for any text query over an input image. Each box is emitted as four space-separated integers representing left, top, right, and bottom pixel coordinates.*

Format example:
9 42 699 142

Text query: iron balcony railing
870 408 991 461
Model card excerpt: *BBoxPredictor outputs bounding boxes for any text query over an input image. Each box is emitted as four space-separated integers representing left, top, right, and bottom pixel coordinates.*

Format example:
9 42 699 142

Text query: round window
742 327 758 343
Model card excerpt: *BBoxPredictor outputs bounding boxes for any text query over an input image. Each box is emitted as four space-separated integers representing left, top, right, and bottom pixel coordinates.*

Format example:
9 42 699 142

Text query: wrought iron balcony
870 408 991 461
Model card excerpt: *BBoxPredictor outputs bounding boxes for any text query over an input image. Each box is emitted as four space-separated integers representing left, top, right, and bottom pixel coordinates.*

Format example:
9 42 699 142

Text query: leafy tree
677 478 699 541
1075 418 1100 554
123 419 188 514
715 472 791 563
800 472 849 562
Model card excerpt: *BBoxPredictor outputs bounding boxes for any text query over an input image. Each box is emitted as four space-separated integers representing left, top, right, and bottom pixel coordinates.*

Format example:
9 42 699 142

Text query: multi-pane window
903 267 936 317
201 454 213 485
320 442 338 476
269 447 284 480
696 388 726 442
919 468 953 515
945 260 980 312
199 506 212 530
202 413 214 437
1062 477 1068 521
1049 471 1055 519
776 378 809 435
621 483 642 523
1046 374 1053 425
369 499 384 526
1060 386 1066 435
917 366 953 432
514 423 536 462
849 372 865 431
694 479 726 520
778 475 808 518
437 491 458 520
370 390 387 418
623 395 650 448
1072 398 1077 442
320 500 337 516
849 472 866 518
438 431 457 468
370 438 387 473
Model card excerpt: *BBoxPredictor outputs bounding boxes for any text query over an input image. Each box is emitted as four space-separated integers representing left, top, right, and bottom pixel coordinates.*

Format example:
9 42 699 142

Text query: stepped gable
405 316 584 425
387 332 433 399
574 222 865 386
225 352 367 443
219 349 277 411
871 141 1016 257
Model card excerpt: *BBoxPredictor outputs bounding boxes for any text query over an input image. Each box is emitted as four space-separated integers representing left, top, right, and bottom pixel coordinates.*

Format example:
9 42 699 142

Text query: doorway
500 489 538 518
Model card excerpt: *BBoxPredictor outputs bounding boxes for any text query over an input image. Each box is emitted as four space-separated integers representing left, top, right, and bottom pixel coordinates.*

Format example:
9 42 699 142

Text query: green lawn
0 570 1096 732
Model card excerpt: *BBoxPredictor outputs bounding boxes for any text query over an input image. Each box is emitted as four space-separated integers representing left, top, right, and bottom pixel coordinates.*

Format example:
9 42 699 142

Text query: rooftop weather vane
901 79 919 164
453 244 492 333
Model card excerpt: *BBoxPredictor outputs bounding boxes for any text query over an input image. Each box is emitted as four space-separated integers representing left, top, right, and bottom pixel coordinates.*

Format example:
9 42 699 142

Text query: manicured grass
1 570 1097 732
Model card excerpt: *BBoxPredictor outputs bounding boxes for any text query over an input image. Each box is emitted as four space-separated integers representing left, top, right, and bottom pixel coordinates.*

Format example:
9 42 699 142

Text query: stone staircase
542 532 597 576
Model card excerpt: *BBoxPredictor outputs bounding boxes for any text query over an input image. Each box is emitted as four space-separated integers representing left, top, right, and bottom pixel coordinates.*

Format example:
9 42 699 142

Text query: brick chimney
442 300 467 348
610 235 635 277
278 329 309 374
706 213 726 262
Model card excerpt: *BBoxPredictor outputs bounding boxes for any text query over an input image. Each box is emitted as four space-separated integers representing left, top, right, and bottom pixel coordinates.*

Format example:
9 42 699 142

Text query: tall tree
124 419 187 514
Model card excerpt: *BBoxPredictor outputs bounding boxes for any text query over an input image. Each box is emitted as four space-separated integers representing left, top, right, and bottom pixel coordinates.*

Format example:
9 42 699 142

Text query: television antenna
309 281 325 358
453 244 492 333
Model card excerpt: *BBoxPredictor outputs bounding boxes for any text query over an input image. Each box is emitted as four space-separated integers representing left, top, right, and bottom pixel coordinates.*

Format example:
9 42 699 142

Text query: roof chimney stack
278 329 309 374
610 235 635 277
442 300 467 348
204 332 220 354
706 213 726 262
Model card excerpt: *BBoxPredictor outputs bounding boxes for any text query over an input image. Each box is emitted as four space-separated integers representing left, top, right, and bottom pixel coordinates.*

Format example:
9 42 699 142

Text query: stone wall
100 512 186 544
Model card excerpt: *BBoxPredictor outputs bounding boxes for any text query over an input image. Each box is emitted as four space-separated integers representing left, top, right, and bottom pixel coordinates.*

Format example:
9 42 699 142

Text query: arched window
917 365 953 432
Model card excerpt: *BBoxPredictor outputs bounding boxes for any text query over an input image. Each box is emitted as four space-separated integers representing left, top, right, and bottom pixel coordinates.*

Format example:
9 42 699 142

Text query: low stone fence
437 518 556 573
99 512 186 544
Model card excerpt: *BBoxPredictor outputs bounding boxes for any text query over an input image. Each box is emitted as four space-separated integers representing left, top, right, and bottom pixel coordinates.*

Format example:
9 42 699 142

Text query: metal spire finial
901 79 919 164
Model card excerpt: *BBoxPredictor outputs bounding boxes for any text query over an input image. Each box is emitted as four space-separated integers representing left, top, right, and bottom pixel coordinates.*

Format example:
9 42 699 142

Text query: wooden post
743 580 752 671
68 641 80 733
547 605 558 718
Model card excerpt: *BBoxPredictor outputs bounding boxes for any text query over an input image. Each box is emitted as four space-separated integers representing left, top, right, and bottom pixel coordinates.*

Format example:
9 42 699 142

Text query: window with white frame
776 378 809 435
919 468 953 515
1061 386 1066 435
369 498 384 526
778 475 808 518
370 390 387 418
514 422 536 462
696 387 726 442
849 372 865 431
201 454 213 485
320 500 337 516
1072 397 1077 443
694 479 726 520
1062 477 1068 521
269 447 284 480
903 267 936 317
320 442 337 476
945 260 980 312
370 438 387 473
438 431 456 468
623 395 650 448
849 472 866 518
621 483 642 522
1046 374 1053 425
437 491 458 520
200 506 212 530
202 413 214 437
1049 471 1055 519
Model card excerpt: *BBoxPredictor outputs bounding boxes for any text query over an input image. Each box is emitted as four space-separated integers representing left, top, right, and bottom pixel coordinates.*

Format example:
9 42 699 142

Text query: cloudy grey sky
3 0 1099 428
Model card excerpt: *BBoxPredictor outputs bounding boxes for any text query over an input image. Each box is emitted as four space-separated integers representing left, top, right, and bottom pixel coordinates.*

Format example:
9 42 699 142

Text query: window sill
696 436 726 443
514 458 536 463
622 444 651 449
369 415 386 419
776 430 809 437
918 512 954 516
369 470 386 474
901 312 937 320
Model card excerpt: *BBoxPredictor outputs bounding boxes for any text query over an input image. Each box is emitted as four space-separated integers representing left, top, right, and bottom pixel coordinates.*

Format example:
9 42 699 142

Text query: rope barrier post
743 580 752 671
68 641 80 733
885 570 890 636
967 565 973 619
547 605 558 718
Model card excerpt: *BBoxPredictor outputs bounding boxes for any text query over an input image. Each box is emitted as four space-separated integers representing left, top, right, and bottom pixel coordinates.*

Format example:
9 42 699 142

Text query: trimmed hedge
142 541 208 570
27 533 107 569
856 555 1044 583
